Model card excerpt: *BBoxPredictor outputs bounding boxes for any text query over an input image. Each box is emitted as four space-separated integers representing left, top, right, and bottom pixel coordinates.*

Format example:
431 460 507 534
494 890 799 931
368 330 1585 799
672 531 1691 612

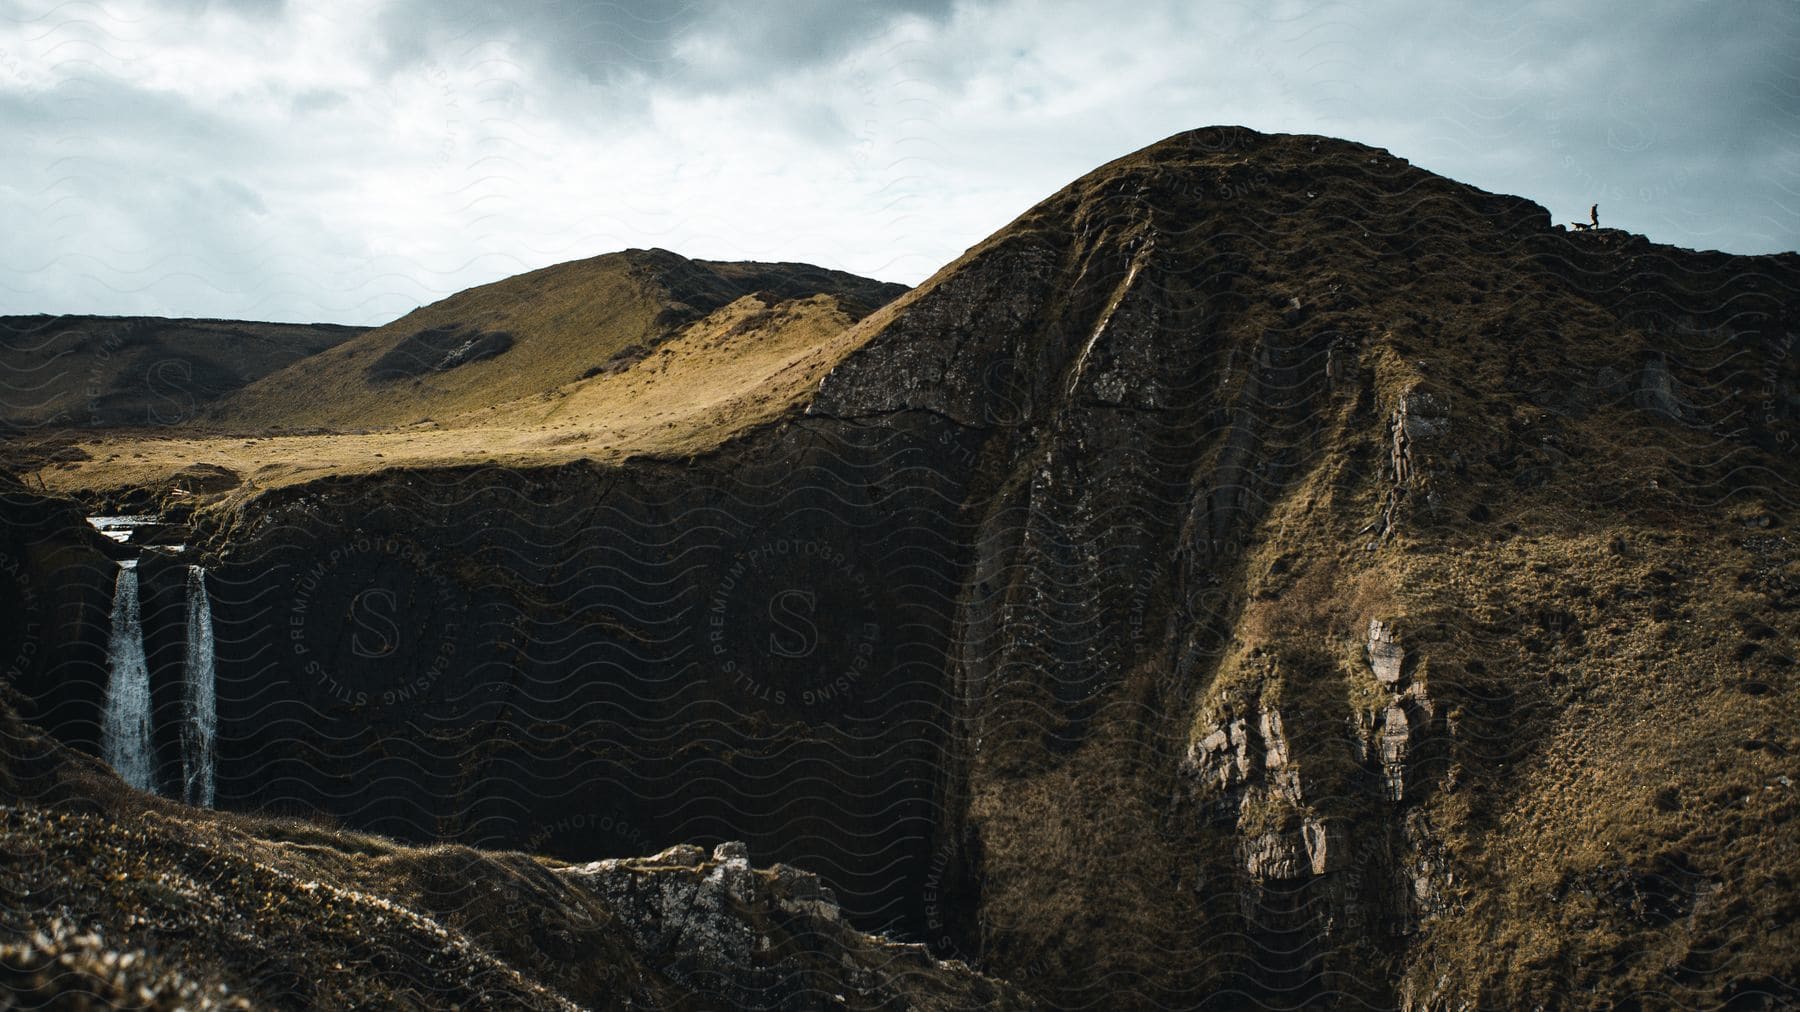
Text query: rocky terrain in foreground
0 687 1022 1009
2 126 1798 1008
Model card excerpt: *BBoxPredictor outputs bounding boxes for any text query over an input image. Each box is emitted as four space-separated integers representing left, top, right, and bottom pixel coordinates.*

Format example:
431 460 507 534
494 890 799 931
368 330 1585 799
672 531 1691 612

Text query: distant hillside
213 248 908 433
24 251 908 498
0 316 364 431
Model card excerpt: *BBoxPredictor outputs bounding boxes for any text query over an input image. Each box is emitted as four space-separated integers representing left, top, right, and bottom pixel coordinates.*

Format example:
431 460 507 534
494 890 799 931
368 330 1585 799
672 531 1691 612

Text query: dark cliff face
6 126 1799 1008
0 475 124 755
806 128 1798 1007
192 416 976 936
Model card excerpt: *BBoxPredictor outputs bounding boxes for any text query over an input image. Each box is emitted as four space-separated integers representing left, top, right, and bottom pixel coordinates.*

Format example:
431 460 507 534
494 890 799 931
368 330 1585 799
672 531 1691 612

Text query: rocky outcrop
365 323 516 382
564 841 1015 1008
1368 619 1405 686
0 697 1026 1009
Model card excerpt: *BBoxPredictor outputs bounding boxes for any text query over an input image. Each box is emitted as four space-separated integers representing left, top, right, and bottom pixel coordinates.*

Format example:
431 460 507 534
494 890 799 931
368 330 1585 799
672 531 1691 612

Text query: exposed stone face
772 863 842 921
1301 817 1336 876
0 475 124 758
1185 718 1251 798
809 231 1067 426
1391 391 1448 486
1634 354 1684 420
1244 830 1307 881
651 843 706 867
568 854 759 984
555 843 1023 1008
1182 692 1303 819
1238 817 1340 882
1401 811 1453 930
1370 387 1454 541
1377 702 1414 802
1368 619 1405 685
365 323 515 382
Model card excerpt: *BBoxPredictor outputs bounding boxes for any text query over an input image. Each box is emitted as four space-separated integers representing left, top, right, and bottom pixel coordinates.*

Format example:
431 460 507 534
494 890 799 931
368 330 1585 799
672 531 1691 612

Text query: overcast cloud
1 0 1795 324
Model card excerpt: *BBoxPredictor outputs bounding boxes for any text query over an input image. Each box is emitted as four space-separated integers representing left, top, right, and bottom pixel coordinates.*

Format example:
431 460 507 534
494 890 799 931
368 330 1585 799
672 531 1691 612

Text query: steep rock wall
809 126 1800 1007
195 415 978 937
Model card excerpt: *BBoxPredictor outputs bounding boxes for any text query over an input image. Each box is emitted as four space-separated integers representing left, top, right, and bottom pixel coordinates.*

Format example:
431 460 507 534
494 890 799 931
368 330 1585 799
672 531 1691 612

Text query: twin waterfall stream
182 565 216 807
99 560 153 793
99 557 217 807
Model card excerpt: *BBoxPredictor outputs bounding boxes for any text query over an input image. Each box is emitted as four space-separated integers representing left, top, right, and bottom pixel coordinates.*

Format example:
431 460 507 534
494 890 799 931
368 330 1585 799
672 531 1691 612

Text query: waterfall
182 565 216 808
101 560 156 794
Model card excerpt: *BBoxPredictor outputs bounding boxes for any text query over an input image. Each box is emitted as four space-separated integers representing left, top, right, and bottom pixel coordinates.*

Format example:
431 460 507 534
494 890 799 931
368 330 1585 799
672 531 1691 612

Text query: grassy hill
212 248 905 432
21 250 907 499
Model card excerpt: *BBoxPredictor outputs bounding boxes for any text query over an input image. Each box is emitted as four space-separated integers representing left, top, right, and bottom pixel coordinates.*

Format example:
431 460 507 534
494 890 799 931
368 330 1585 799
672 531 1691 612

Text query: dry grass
1391 513 1800 1008
33 291 879 499
16 248 911 501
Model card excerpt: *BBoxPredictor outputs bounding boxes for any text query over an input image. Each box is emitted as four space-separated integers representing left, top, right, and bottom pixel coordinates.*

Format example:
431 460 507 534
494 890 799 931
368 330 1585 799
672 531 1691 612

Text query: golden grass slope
27 250 909 498
211 247 904 432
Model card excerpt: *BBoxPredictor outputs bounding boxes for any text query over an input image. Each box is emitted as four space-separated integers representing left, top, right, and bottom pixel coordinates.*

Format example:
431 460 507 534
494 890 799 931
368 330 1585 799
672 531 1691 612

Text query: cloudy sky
1 0 1795 325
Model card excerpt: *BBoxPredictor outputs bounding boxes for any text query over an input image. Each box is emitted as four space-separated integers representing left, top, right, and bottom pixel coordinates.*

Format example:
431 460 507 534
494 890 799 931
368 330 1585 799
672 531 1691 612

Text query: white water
101 560 157 793
86 515 158 543
182 565 216 808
